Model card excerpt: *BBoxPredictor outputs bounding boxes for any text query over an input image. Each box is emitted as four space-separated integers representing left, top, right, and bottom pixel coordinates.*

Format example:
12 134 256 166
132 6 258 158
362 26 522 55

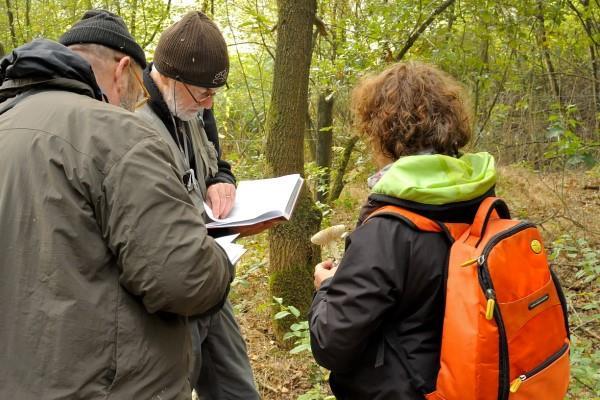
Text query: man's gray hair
68 43 142 72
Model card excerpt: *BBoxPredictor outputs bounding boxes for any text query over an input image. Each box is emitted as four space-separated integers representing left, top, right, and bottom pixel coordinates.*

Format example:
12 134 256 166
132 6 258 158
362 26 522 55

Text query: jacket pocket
508 341 570 399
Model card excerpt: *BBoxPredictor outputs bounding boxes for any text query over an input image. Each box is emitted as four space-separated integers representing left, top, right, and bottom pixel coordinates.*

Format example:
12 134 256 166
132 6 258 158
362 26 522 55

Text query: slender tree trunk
447 1 456 32
583 0 600 133
5 0 18 48
590 44 600 132
0 42 5 57
316 93 334 202
130 0 138 37
328 135 358 203
201 0 210 14
24 0 31 42
535 0 561 106
305 112 316 162
473 37 489 118
265 0 321 338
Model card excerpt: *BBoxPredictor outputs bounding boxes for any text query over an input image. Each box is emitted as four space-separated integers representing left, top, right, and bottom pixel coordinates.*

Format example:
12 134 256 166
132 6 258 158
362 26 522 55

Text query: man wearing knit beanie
0 9 234 400
60 9 147 69
59 9 148 110
135 11 260 400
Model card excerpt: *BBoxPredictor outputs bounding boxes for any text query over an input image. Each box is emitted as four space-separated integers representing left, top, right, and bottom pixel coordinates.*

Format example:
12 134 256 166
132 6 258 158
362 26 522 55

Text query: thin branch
395 0 456 61
566 0 599 47
225 0 263 135
474 50 515 145
254 0 275 61
141 0 172 49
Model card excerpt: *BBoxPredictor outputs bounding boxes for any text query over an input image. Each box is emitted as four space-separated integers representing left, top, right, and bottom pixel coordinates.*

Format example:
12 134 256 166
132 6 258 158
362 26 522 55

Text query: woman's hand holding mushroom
313 260 337 289
311 225 347 289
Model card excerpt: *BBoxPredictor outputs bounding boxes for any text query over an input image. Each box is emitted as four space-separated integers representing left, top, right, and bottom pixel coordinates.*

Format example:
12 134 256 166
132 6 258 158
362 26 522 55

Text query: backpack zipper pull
485 288 496 320
460 255 485 268
509 375 526 393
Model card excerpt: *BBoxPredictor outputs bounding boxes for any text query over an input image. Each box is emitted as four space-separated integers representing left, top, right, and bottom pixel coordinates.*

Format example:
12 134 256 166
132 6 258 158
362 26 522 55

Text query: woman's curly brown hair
351 61 473 159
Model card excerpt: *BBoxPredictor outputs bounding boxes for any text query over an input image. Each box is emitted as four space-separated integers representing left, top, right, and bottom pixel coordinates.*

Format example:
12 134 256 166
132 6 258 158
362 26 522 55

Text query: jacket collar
0 39 103 103
143 63 179 139
356 188 496 227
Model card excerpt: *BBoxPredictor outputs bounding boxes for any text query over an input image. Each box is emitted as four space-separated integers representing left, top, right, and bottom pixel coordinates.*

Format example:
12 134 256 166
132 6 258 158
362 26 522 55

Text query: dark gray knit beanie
59 10 147 68
154 11 229 88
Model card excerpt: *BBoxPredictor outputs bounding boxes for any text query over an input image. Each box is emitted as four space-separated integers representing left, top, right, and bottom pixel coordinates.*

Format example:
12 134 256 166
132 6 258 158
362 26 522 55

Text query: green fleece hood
372 152 496 205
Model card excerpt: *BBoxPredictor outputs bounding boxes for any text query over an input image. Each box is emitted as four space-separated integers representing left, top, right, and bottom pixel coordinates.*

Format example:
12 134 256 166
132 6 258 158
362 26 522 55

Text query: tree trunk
130 0 138 37
5 0 18 48
328 135 359 203
583 0 600 134
535 0 561 106
305 111 316 162
590 44 600 133
316 93 334 202
265 0 321 338
0 42 5 58
24 0 31 42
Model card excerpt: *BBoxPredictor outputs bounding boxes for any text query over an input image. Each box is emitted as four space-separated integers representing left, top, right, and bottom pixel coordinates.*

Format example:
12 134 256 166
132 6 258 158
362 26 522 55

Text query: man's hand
206 183 236 219
314 260 338 289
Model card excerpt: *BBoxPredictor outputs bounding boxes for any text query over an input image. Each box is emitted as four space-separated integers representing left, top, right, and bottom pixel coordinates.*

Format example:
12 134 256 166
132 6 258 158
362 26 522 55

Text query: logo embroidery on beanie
212 69 228 85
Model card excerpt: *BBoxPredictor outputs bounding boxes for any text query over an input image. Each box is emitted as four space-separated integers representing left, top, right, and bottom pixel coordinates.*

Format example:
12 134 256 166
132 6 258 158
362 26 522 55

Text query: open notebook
214 234 246 265
204 174 304 229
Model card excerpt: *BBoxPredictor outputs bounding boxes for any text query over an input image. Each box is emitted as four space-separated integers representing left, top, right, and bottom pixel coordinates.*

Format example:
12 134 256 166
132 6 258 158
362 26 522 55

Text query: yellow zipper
485 288 496 320
509 375 526 393
460 258 479 267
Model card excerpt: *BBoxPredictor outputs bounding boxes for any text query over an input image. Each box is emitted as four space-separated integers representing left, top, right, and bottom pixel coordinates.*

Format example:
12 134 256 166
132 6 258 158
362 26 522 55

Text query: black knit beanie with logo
154 11 229 88
59 9 147 69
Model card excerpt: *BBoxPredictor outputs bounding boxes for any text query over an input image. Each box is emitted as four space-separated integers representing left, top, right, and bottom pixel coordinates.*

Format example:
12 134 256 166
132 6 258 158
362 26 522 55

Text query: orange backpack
369 197 570 400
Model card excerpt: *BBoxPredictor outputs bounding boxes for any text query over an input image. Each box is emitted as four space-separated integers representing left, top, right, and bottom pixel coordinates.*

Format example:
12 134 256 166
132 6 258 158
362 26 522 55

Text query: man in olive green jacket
0 11 232 400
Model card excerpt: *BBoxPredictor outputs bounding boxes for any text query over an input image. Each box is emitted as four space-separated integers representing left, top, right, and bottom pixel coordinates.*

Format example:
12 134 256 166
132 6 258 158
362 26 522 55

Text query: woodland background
1 0 599 399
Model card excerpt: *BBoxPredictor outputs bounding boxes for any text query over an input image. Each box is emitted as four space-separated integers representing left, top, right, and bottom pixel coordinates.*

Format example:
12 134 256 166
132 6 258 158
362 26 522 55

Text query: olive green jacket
0 40 232 400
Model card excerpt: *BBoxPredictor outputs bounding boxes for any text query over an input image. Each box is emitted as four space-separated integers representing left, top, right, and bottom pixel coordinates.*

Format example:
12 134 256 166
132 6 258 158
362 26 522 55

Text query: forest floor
230 164 600 400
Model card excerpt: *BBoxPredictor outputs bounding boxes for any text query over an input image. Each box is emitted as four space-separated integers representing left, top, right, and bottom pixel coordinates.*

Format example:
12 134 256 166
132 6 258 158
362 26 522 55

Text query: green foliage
296 383 335 400
549 234 600 397
544 105 597 168
272 296 311 354
551 234 600 287
272 297 334 400
569 335 600 396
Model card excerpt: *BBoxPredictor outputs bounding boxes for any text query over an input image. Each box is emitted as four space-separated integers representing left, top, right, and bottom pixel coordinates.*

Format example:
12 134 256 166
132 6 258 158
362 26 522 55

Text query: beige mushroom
311 224 347 261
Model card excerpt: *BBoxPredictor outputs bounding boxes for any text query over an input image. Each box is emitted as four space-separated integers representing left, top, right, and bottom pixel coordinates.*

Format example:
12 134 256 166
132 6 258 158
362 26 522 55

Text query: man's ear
114 56 131 93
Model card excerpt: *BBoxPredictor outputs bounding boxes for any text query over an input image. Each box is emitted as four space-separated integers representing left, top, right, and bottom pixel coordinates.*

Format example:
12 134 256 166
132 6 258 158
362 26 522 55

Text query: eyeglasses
180 81 220 105
129 65 150 109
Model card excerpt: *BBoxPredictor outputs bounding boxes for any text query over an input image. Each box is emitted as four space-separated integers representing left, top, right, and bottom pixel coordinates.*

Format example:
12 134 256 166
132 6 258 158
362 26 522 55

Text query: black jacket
143 64 236 187
309 191 492 399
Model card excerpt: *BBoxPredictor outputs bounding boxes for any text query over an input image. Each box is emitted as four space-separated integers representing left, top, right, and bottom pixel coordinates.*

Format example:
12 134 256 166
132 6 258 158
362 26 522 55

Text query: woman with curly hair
309 61 497 399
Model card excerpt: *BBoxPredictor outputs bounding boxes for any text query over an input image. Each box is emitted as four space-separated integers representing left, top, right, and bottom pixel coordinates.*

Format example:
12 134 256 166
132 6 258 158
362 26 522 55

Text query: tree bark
0 42 5 58
535 0 561 106
130 0 138 37
24 0 31 42
265 0 321 338
328 135 359 203
316 93 334 202
5 0 18 48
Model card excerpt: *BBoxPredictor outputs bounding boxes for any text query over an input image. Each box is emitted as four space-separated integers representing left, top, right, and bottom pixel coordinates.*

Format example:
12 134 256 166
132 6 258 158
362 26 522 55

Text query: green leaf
288 306 301 318
274 311 291 320
290 343 312 354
